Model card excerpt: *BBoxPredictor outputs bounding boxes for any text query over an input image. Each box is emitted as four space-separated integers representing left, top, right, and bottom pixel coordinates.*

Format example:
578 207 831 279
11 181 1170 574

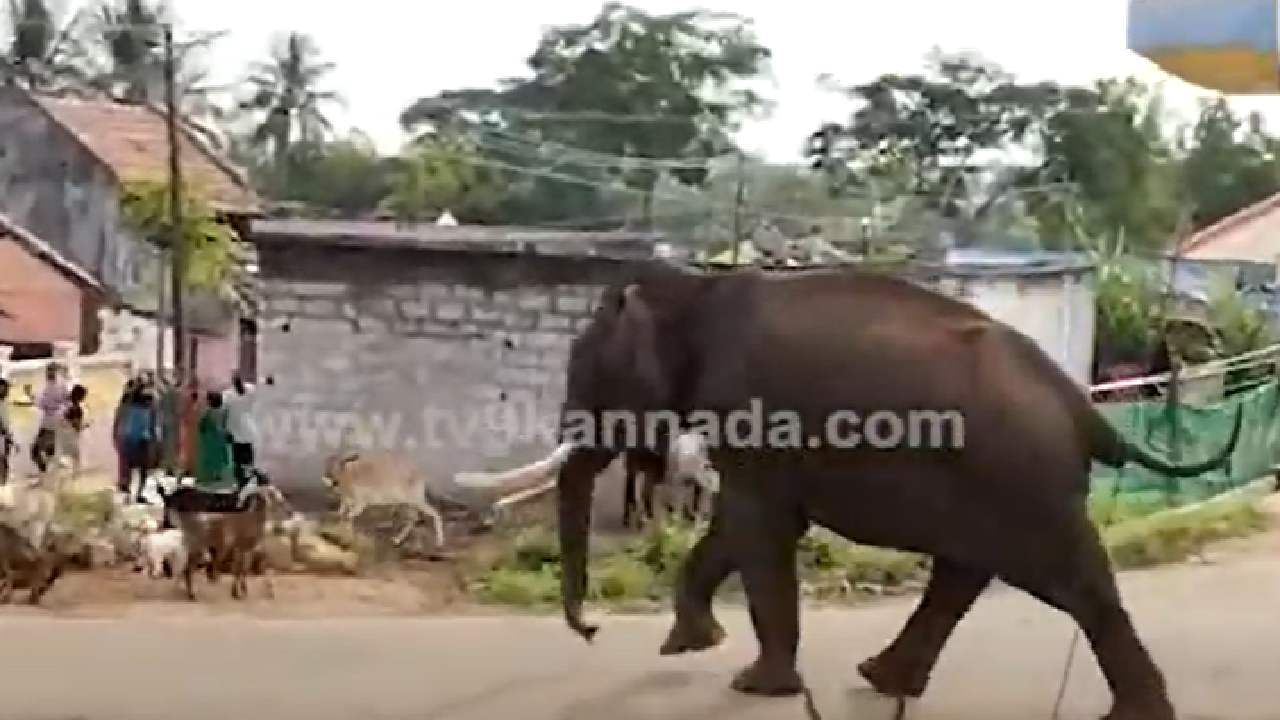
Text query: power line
463 133 1082 227
467 126 729 170
432 105 716 124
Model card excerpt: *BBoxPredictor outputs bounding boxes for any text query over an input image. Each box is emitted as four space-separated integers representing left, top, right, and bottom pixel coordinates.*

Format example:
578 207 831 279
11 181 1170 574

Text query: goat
166 483 291 601
0 522 71 605
139 526 188 582
0 478 57 550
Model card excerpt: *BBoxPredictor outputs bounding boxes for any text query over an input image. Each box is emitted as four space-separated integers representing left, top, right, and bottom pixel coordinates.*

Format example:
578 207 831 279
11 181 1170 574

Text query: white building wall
940 271 1096 388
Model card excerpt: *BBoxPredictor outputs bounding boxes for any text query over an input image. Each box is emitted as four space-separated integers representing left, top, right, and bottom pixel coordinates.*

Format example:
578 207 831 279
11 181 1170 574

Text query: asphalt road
1 532 1278 720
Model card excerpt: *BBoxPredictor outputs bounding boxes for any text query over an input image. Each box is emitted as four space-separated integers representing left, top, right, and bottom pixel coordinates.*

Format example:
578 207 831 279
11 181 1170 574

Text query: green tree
402 3 770 226
809 51 1063 213
381 138 502 224
278 133 392 218
1181 100 1280 229
1 0 90 90
85 0 224 106
400 88 631 226
120 179 251 308
1027 78 1180 251
240 31 341 194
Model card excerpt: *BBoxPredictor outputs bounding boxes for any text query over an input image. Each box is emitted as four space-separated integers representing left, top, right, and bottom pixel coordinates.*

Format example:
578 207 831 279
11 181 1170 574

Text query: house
249 218 660 516
1180 192 1280 284
0 88 259 383
0 212 106 359
1176 192 1280 332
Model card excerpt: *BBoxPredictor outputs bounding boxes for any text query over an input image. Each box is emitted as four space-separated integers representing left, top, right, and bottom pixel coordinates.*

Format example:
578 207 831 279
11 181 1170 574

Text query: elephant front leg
660 513 734 656
727 492 806 697
858 558 991 699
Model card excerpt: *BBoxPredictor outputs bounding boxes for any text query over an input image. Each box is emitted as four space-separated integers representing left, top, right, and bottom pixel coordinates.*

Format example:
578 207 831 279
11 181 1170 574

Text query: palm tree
2 0 91 91
241 32 341 192
87 0 226 109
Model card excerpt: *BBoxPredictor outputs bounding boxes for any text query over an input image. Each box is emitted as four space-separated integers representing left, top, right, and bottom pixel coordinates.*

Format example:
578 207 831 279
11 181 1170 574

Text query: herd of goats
0 428 720 607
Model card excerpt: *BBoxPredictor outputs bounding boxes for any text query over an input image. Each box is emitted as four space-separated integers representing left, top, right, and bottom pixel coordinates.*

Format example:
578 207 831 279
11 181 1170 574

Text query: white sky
152 0 1280 161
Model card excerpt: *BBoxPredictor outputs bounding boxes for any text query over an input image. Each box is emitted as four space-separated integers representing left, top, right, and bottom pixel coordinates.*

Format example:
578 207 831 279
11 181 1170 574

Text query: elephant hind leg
1003 513 1175 720
858 558 991 699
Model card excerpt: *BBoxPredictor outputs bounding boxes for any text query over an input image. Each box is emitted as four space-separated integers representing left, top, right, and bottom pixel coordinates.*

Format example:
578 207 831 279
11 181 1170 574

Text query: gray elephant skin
554 263 1241 720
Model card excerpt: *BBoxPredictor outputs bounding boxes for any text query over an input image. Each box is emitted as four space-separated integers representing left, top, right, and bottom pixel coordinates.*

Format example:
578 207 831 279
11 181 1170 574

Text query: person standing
195 391 233 491
28 363 68 474
222 375 257 488
156 371 180 476
112 377 139 495
118 384 158 503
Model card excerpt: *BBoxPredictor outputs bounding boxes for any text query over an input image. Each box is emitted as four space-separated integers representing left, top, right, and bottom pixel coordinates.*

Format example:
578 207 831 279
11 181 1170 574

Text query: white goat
139 526 188 580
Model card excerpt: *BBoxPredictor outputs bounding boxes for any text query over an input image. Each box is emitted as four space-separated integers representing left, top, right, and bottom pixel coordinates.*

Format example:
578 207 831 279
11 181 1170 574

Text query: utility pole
730 151 745 267
1160 207 1193 501
163 24 186 383
156 250 166 373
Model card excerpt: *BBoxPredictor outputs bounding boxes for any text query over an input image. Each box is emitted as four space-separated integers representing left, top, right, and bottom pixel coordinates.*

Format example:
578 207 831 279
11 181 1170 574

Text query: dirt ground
7 493 1279 621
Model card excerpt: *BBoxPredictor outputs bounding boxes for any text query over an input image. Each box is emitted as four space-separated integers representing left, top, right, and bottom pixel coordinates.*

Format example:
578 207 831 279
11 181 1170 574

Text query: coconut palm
2 0 91 91
241 32 341 191
86 0 226 108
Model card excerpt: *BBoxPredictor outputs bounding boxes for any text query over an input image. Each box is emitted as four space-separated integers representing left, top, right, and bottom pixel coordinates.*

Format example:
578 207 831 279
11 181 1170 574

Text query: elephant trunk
558 446 613 643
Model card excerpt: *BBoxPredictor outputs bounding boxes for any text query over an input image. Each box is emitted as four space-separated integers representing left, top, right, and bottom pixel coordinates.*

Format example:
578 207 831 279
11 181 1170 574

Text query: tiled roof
1180 192 1280 262
0 211 104 293
32 95 259 214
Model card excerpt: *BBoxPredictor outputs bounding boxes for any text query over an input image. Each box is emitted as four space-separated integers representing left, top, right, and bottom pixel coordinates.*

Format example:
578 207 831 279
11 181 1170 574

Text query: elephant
554 262 1242 720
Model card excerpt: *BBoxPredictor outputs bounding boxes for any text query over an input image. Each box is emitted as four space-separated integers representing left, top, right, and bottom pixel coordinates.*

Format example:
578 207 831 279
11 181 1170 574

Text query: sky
145 0 1280 161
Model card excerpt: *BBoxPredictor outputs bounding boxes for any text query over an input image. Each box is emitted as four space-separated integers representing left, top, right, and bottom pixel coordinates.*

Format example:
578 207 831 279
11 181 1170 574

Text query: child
53 384 88 493
28 363 68 474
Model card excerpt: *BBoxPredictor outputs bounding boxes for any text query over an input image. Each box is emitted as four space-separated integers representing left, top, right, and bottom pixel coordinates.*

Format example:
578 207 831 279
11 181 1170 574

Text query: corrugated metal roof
934 248 1096 277
31 94 259 214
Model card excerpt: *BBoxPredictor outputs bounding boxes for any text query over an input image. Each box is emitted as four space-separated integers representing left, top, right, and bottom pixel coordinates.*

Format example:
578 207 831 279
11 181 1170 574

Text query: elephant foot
1101 695 1177 720
659 615 725 655
857 654 929 699
730 659 804 697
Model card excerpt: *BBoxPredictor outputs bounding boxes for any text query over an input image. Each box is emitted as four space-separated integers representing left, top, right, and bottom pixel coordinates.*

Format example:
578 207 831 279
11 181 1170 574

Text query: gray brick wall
253 244 639 519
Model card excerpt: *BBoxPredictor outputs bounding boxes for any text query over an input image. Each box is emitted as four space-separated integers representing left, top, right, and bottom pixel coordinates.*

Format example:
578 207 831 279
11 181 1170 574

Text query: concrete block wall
252 244 637 517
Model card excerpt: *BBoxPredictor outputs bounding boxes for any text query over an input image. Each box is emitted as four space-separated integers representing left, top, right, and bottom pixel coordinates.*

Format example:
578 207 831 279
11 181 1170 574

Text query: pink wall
192 330 239 391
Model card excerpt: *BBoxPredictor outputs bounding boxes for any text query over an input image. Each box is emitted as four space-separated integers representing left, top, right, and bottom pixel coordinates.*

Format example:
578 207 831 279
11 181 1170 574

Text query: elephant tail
1088 402 1243 478
999 321 1242 480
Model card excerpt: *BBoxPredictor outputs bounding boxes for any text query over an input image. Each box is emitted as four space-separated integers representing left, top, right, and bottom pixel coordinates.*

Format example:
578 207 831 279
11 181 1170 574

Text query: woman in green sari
196 391 233 491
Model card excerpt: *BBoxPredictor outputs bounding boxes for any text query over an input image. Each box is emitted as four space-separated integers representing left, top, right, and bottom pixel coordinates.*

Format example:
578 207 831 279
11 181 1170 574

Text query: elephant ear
602 284 669 409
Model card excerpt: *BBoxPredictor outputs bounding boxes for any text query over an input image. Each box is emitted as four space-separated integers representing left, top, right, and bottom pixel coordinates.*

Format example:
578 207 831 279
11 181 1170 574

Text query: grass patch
467 520 926 610
466 485 1274 609
1103 497 1270 569
54 489 115 535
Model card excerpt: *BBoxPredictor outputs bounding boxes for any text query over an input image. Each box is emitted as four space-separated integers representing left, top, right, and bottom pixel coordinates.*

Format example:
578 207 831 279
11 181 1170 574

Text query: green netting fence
1090 378 1280 513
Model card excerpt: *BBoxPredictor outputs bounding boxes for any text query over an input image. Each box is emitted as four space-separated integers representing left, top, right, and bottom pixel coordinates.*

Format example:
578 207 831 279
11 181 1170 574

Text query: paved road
1 536 1278 720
